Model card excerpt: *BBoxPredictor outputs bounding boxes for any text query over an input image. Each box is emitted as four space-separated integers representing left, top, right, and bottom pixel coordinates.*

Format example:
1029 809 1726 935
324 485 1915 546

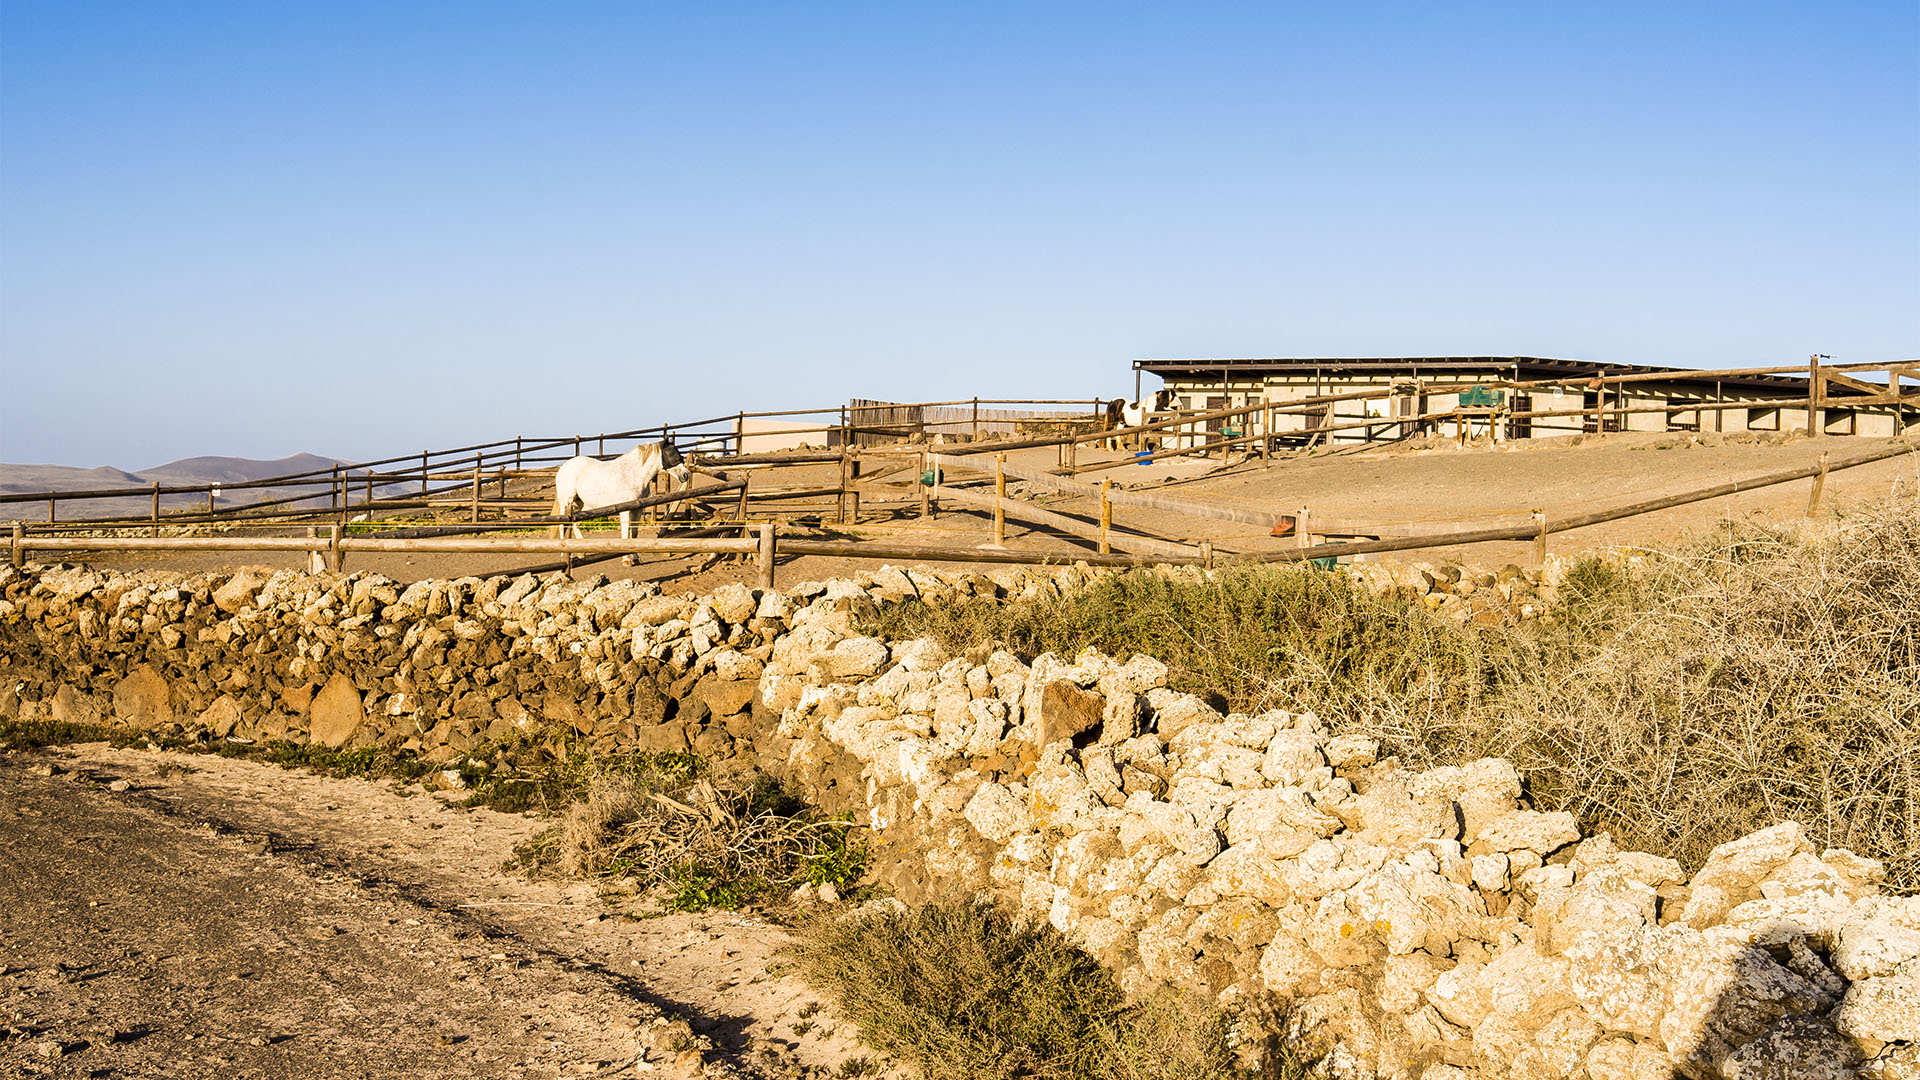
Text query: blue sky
2 2 1915 467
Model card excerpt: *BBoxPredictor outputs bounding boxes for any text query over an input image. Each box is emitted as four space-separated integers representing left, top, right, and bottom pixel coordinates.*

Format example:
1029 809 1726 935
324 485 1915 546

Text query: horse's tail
552 463 574 519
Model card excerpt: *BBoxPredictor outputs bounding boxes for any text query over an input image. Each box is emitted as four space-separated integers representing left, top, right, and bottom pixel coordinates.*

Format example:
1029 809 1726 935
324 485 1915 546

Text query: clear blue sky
3 1 1915 467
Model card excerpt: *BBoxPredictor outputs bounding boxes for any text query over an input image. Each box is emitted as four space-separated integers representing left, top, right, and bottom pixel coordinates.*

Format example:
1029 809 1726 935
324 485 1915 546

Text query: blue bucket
1133 450 1154 465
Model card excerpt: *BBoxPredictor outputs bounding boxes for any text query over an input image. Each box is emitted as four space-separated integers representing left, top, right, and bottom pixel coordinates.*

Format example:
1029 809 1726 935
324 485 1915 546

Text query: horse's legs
620 510 636 566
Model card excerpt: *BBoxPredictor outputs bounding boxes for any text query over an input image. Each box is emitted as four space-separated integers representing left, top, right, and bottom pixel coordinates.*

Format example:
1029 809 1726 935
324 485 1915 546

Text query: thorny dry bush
1466 492 1920 889
867 490 1920 890
514 766 866 912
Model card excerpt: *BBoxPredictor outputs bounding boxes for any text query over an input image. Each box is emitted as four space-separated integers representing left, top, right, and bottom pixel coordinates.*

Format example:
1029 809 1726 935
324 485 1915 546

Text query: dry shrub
1447 496 1920 885
792 897 1302 1080
866 491 1920 889
520 768 865 910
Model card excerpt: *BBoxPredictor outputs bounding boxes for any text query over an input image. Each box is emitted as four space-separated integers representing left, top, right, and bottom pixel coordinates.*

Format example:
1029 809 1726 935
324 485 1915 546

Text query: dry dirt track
0 747 892 1080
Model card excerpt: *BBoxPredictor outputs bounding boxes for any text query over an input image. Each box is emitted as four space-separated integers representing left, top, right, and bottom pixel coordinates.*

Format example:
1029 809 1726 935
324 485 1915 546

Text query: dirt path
0 747 893 1080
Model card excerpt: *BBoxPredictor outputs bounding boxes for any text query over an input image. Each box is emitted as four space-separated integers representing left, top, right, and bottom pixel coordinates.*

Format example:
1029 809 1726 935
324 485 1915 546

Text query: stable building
1131 356 1917 450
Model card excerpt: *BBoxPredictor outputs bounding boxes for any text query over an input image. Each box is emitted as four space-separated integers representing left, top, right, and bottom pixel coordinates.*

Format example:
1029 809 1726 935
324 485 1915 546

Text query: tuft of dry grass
864 492 1920 889
791 897 1303 1080
515 768 867 911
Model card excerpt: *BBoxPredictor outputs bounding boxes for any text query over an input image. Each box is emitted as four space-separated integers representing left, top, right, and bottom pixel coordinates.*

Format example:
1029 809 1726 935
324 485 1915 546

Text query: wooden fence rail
12 364 1914 523
10 438 1914 582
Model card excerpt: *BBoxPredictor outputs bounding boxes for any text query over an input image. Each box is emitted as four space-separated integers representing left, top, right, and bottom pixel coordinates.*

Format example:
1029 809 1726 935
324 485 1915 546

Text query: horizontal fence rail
13 438 1912 587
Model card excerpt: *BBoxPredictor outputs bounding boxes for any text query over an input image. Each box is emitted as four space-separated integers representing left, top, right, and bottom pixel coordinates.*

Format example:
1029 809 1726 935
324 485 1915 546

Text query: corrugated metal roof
1132 356 1828 394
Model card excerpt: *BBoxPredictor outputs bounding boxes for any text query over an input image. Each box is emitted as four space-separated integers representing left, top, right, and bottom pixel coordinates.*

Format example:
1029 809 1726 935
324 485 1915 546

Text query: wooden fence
6 367 1916 585
14 435 1911 589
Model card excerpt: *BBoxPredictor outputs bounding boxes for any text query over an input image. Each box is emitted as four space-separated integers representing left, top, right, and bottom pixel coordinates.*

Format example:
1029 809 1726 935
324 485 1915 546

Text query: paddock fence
5 363 1918 584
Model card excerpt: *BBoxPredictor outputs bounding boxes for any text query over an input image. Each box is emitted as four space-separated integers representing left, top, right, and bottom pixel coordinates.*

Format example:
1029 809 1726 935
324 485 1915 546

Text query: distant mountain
0 454 351 523
0 463 149 495
137 453 344 486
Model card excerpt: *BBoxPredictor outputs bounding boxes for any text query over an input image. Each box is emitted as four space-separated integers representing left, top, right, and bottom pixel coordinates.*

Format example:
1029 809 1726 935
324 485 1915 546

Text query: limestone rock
1323 734 1378 770
1585 1038 1677 1080
1474 810 1579 856
1690 821 1814 904
696 677 758 720
1224 787 1341 859
112 664 174 730
198 695 242 737
708 583 758 624
211 570 267 614
1656 931 1828 1076
309 673 365 748
1834 972 1920 1044
1259 728 1325 785
1832 916 1920 982
1720 1015 1861 1080
1143 688 1219 739
964 782 1034 844
1350 777 1462 849
632 722 690 754
1406 757 1523 844
49 684 106 727
1861 1042 1920 1080
1034 681 1104 748
708 648 764 683
867 566 919 603
826 637 890 679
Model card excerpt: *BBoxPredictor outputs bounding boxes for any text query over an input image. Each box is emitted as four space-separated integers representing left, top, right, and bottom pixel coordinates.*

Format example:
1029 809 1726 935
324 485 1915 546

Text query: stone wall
2 560 1915 1079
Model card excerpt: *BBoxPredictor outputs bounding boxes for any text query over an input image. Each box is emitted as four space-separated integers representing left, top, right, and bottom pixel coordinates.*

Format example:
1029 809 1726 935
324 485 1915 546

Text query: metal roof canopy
1131 356 1844 395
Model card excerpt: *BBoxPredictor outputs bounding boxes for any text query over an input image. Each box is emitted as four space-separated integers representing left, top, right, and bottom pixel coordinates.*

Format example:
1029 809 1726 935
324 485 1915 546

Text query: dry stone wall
2 560 1915 1080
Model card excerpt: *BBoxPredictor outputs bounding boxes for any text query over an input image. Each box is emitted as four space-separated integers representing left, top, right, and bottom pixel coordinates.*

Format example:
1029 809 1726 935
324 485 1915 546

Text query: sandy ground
0 745 896 1080
52 429 1920 589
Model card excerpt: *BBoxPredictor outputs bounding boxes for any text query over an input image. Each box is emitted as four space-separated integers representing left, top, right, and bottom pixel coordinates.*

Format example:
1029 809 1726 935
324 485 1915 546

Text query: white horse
552 441 693 548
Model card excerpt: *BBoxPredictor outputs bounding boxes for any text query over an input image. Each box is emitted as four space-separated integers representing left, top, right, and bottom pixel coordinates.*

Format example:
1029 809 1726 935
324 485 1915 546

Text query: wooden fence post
151 481 160 537
10 522 22 570
328 523 344 573
971 397 980 442
46 498 54 525
847 450 861 524
471 461 481 523
758 522 776 590
991 453 1007 547
1806 451 1831 516
422 452 429 496
1200 539 1214 570
515 437 523 470
733 471 750 525
1099 479 1112 554
837 450 851 524
919 448 930 519
1808 355 1822 437
735 411 745 456
1532 510 1548 566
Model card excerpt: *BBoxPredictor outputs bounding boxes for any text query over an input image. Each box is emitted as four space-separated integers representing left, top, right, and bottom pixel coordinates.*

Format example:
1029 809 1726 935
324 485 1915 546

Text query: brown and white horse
1104 390 1171 449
